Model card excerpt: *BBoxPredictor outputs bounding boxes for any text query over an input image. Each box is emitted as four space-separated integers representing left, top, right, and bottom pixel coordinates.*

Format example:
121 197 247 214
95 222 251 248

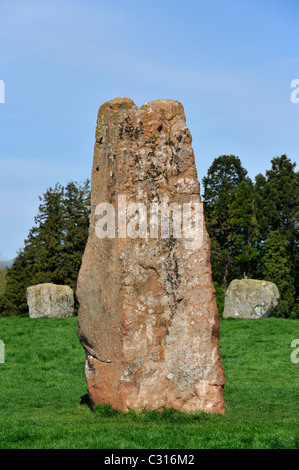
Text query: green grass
0 317 298 449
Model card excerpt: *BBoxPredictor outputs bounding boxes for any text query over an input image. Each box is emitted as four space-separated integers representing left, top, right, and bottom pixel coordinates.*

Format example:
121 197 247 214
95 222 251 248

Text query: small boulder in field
223 279 280 319
26 283 74 318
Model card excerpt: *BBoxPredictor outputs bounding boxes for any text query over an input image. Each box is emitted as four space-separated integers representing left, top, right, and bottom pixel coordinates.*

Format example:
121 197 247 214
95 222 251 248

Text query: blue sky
0 0 298 260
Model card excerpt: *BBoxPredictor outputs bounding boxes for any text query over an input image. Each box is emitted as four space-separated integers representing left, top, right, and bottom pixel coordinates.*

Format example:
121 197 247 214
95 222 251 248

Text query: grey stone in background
26 283 74 318
223 279 280 319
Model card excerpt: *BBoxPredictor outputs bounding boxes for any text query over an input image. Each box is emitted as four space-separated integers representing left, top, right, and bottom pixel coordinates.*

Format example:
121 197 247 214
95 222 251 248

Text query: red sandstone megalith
77 97 225 414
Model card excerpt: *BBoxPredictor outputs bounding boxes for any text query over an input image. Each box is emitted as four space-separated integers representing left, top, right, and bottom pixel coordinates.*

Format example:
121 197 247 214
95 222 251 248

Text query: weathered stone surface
27 283 74 318
223 279 280 319
77 97 225 414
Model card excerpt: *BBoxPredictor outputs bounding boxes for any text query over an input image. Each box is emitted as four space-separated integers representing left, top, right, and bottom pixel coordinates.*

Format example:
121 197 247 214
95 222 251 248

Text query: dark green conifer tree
230 179 259 279
262 230 295 318
255 155 298 315
0 180 90 316
203 155 249 285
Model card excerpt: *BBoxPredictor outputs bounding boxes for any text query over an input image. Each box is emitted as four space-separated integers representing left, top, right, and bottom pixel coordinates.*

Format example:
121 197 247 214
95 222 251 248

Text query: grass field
0 316 298 449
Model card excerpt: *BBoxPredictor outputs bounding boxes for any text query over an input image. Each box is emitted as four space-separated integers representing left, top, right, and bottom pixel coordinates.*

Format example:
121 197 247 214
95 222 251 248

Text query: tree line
0 154 298 318
0 180 90 316
203 154 298 318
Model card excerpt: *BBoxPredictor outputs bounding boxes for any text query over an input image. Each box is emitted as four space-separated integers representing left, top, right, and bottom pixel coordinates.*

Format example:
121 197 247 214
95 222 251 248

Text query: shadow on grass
80 393 93 411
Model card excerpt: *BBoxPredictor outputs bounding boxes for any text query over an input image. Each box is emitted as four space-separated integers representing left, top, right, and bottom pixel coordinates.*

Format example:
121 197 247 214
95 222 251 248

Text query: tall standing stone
77 98 225 414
